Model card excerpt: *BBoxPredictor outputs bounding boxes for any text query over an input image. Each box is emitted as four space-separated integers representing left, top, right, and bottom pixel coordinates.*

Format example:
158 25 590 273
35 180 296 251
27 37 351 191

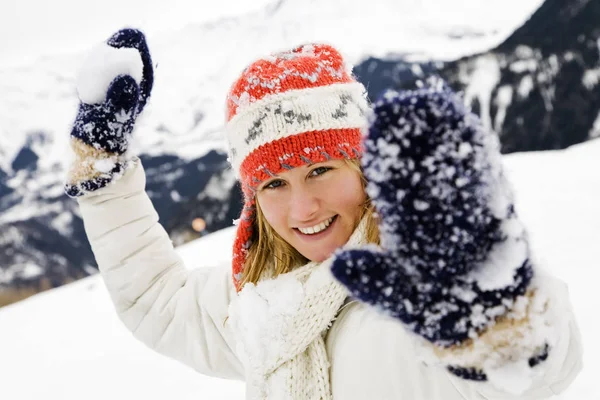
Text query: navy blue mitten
65 28 153 197
331 79 554 385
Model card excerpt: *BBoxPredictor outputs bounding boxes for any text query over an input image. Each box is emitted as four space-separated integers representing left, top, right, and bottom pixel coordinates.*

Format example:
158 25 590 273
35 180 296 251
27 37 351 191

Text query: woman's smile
294 215 339 240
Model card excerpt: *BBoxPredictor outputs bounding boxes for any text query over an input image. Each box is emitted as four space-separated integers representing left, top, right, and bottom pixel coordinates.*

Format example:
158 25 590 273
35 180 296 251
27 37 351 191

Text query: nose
288 184 320 223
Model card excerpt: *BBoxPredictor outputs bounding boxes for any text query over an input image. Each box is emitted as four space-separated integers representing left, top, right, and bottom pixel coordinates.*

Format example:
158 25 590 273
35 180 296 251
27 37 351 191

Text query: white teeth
298 217 335 235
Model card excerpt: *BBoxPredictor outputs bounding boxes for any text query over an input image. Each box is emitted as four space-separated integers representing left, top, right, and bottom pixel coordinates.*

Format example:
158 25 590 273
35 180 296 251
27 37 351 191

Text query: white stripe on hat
225 82 369 175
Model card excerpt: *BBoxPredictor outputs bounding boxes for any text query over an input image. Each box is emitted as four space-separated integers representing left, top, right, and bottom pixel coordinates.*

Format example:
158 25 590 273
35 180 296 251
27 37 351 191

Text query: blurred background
0 0 598 398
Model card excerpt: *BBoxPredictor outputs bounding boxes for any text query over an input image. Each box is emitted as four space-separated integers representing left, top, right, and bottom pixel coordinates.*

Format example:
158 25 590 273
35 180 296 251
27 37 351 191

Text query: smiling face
256 159 367 263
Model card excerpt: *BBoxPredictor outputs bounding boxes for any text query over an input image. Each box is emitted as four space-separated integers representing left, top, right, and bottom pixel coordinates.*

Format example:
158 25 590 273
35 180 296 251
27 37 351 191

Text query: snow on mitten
64 28 153 197
331 79 557 391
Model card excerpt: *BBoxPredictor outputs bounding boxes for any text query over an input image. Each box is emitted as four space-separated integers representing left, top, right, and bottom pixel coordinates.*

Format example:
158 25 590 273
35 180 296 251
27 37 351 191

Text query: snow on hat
225 43 370 290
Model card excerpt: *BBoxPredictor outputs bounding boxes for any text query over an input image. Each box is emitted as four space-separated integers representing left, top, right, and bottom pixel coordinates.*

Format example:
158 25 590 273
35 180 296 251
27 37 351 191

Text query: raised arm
65 29 243 380
331 79 583 397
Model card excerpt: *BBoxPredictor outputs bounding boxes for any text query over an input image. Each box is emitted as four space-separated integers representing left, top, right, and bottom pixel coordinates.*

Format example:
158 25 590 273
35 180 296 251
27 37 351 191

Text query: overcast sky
0 0 273 66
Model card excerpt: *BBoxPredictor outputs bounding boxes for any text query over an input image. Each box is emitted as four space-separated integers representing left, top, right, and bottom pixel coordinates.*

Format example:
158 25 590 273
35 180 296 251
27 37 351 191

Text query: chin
307 254 328 263
302 246 339 263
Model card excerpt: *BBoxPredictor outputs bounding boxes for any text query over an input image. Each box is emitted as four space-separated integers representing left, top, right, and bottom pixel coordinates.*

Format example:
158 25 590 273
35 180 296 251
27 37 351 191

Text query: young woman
65 29 582 399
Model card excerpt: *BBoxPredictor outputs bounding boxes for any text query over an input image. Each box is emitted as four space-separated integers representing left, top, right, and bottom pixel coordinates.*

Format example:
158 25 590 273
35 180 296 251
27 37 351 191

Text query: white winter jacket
78 160 583 399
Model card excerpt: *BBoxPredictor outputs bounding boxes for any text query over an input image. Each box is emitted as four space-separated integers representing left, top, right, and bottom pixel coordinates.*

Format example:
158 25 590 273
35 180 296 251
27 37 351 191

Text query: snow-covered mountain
1 139 598 399
354 0 600 152
0 0 561 302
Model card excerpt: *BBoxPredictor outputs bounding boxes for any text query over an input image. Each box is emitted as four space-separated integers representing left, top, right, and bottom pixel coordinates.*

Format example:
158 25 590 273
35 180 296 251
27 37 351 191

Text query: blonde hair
240 159 380 288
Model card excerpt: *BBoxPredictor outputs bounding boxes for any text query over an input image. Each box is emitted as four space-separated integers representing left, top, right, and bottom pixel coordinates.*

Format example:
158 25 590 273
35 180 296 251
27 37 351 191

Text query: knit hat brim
226 82 368 177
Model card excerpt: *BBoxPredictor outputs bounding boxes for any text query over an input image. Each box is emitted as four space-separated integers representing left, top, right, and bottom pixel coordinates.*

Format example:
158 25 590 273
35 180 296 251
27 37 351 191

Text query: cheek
349 178 366 207
327 173 366 216
256 195 287 231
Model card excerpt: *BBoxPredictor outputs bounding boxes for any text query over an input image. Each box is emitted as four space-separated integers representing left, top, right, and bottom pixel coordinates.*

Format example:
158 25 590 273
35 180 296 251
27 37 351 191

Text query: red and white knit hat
225 43 370 290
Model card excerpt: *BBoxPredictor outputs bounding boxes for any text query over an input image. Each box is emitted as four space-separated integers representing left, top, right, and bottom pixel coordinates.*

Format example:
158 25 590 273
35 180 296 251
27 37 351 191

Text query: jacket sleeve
441 271 583 399
327 273 582 400
76 157 244 380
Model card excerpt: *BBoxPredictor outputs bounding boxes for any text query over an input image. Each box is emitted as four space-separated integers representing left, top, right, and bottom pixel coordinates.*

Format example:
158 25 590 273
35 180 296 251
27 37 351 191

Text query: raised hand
331 78 535 351
65 28 153 197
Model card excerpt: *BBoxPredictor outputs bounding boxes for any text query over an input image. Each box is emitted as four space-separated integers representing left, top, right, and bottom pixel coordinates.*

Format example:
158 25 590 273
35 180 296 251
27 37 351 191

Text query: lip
293 215 338 241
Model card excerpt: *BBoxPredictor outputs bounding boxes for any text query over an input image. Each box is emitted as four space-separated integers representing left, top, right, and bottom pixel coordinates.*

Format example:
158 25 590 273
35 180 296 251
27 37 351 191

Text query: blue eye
310 166 332 177
264 179 284 190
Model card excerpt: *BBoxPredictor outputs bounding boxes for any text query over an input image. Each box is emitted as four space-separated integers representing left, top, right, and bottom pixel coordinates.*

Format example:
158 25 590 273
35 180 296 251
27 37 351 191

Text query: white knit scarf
228 218 368 399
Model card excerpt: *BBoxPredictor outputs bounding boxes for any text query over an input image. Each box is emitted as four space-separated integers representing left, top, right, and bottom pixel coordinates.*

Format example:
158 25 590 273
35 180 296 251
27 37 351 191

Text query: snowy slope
0 139 598 399
0 227 243 400
0 0 275 67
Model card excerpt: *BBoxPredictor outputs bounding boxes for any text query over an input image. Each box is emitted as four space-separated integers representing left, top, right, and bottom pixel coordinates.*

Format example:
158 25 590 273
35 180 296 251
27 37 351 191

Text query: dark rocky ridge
354 0 600 153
